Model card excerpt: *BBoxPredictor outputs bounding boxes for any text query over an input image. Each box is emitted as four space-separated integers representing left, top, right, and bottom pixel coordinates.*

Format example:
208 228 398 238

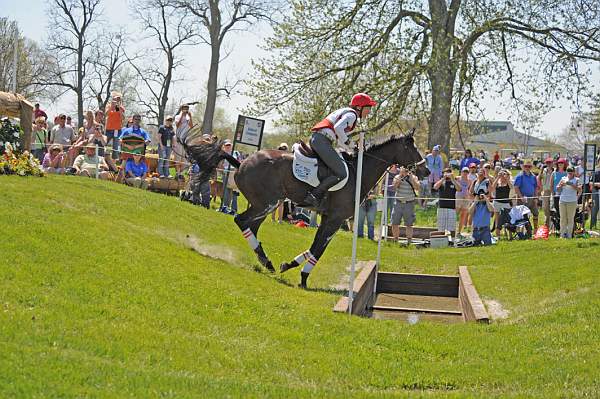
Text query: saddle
291 142 348 191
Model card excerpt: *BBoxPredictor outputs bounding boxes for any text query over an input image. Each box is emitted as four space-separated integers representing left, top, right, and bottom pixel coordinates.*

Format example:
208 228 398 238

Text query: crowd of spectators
386 146 600 245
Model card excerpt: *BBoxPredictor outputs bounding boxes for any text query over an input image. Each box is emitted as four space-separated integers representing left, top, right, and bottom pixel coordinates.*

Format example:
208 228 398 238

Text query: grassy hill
1 175 599 398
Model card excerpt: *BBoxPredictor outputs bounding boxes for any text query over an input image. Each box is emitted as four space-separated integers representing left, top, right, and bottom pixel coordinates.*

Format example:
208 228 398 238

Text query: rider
303 93 377 207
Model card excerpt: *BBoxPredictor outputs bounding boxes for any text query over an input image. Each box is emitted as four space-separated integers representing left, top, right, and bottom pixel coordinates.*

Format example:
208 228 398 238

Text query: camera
115 106 120 111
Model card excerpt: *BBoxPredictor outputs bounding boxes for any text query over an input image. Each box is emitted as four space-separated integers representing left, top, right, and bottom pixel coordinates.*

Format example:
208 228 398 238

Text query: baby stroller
502 205 532 240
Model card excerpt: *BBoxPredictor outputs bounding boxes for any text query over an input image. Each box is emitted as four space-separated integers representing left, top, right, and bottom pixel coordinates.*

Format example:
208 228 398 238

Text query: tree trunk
158 53 173 126
202 40 220 135
77 40 84 129
202 0 221 136
426 0 459 154
427 73 453 153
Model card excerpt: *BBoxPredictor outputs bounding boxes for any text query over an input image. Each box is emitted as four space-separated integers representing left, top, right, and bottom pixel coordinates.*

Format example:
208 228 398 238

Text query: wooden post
19 99 33 151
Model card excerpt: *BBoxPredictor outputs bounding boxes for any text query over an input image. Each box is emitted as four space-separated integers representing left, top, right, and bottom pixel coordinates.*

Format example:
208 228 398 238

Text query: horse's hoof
265 261 275 273
280 262 298 273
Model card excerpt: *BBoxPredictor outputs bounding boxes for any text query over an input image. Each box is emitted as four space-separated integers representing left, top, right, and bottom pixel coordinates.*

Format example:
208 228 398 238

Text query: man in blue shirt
514 159 539 229
125 153 148 189
459 149 481 170
468 191 494 246
426 145 444 196
119 114 151 157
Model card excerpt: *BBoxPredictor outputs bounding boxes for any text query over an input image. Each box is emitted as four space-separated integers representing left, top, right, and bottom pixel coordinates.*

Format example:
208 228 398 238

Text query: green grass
1 175 600 398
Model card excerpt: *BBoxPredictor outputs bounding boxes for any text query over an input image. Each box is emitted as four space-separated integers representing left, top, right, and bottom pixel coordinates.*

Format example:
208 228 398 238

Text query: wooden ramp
334 262 489 324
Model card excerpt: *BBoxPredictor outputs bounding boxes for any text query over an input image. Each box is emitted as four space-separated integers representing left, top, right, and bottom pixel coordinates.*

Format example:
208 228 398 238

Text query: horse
186 132 429 288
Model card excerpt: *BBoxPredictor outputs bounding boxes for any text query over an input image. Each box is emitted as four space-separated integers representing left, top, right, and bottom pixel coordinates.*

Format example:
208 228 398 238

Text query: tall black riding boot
299 272 310 289
303 176 341 207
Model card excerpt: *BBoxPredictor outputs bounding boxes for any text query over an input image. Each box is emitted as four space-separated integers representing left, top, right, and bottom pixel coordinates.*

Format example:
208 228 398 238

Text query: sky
3 0 599 138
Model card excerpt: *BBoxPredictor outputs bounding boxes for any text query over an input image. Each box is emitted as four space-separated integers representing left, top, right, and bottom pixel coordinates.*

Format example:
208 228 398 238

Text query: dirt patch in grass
160 229 239 265
484 299 510 320
330 261 368 291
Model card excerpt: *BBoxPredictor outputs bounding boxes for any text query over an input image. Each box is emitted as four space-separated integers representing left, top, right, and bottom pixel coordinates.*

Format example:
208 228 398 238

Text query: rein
362 151 426 172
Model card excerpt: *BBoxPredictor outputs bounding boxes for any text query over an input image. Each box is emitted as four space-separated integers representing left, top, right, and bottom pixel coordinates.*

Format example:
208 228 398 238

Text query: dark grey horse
187 133 429 288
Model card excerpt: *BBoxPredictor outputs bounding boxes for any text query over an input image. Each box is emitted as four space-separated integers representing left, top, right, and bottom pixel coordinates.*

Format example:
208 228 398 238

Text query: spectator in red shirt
33 103 48 121
104 94 125 159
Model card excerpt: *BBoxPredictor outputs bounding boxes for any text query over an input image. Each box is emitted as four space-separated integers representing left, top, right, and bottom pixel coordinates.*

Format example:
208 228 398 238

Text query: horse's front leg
281 216 341 288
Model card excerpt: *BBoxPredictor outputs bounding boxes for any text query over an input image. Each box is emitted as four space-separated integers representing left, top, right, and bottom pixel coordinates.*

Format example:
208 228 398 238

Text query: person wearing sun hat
426 145 444 197
42 144 66 174
514 158 539 230
72 144 110 179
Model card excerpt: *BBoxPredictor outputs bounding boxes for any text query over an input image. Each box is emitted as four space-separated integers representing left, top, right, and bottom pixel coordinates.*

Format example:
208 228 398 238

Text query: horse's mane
364 134 405 153
343 134 406 162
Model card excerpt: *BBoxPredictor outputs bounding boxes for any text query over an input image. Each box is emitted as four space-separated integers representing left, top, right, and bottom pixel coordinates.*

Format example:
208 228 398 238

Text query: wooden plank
458 266 490 323
371 305 462 315
376 272 459 297
385 226 437 239
332 261 377 315
333 296 349 313
374 293 461 313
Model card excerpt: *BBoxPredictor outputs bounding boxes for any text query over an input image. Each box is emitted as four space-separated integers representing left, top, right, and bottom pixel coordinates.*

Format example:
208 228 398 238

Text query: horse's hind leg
234 204 278 272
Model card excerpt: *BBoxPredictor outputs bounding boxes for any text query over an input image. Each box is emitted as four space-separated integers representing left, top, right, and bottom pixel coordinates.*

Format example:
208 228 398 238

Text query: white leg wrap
294 250 311 265
301 253 318 274
242 228 259 250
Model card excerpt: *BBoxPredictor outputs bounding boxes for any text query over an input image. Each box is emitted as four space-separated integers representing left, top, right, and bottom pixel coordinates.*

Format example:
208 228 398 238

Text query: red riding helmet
350 93 377 108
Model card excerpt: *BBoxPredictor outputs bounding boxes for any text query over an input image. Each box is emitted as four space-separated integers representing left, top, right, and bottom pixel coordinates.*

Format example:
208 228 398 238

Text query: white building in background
466 121 567 157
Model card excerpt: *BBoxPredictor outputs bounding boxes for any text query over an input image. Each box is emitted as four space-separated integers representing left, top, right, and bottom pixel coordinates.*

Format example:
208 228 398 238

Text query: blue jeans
358 201 377 239
385 196 395 222
221 187 238 213
473 226 492 246
193 180 211 209
158 146 172 176
591 191 599 229
106 130 121 159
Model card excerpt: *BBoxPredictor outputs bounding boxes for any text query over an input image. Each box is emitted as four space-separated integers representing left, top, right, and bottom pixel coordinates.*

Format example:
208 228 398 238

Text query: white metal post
95 145 100 179
374 169 389 297
348 132 365 315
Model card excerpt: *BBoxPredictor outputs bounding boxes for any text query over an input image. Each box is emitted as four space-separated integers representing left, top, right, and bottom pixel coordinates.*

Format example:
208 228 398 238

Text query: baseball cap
461 167 469 172
544 157 553 163
566 166 574 172
523 159 533 166
433 145 441 151
223 139 232 145
468 162 477 168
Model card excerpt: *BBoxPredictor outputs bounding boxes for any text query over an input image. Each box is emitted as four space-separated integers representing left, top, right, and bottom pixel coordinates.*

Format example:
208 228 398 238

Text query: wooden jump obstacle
334 261 489 323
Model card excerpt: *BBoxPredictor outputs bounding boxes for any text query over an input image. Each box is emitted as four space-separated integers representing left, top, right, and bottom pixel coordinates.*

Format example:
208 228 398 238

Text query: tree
0 18 56 99
130 0 198 126
248 0 600 153
177 0 273 135
87 30 129 111
44 0 102 127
